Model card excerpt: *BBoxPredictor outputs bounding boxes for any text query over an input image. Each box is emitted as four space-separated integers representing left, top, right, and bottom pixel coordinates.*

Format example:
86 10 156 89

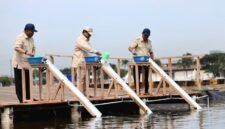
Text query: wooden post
61 84 65 101
93 67 97 97
38 67 43 100
100 68 104 98
116 59 121 76
149 65 153 96
168 58 173 95
29 67 33 102
46 68 50 100
49 56 54 86
77 65 81 91
168 58 172 77
142 66 145 95
128 64 132 88
114 79 118 97
163 79 166 95
135 64 140 95
116 59 121 91
196 56 201 89
85 64 90 98
71 67 76 85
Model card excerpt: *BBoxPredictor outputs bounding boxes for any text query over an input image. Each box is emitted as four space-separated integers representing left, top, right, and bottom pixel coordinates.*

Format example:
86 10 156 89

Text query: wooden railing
43 54 204 98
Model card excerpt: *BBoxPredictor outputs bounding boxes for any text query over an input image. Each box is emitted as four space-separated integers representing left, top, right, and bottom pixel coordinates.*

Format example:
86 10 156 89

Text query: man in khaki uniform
12 23 37 102
72 27 101 95
128 28 154 94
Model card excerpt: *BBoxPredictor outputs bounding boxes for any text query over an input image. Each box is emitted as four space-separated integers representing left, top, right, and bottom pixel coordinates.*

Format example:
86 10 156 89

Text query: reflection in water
3 103 225 129
1 107 13 129
1 121 13 129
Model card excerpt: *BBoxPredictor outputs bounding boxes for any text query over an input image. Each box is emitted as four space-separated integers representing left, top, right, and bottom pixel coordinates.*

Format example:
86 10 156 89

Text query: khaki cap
83 27 94 35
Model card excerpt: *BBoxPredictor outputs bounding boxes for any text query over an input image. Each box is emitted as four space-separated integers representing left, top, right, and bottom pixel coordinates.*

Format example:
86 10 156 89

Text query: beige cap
83 27 94 35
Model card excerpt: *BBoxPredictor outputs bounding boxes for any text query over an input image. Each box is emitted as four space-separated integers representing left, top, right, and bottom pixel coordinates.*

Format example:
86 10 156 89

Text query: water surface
3 103 225 129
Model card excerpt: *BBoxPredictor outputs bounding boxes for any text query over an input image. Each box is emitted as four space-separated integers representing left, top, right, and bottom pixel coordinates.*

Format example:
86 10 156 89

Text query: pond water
2 103 225 129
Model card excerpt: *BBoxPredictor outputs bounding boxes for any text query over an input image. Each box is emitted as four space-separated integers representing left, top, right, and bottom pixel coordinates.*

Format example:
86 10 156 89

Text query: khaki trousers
76 66 86 95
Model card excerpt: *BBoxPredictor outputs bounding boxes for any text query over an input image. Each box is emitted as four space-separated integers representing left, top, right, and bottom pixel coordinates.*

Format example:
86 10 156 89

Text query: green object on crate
102 52 110 60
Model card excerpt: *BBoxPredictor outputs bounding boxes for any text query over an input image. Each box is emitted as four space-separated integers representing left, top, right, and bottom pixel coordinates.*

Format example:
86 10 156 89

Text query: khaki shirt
12 32 35 69
129 36 153 56
72 35 97 68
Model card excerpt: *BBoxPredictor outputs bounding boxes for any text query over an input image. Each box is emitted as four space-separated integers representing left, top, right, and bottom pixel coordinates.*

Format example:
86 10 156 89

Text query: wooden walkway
0 84 205 107
1 84 221 121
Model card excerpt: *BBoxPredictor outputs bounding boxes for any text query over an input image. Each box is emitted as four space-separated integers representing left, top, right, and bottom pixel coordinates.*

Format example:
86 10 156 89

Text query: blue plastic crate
84 56 101 63
65 74 72 81
27 57 43 64
133 56 149 62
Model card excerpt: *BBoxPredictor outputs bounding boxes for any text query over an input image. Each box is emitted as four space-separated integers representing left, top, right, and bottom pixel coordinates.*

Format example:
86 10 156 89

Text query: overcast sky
1 0 225 76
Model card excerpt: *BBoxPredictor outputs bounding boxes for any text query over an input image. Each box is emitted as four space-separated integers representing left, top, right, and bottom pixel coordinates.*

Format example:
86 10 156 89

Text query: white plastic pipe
101 60 152 114
148 58 202 110
45 60 102 117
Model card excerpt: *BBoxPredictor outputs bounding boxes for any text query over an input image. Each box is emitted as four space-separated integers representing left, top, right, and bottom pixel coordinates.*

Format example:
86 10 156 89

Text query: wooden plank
154 79 163 95
53 82 61 100
106 81 114 96
114 80 118 97
0 85 201 107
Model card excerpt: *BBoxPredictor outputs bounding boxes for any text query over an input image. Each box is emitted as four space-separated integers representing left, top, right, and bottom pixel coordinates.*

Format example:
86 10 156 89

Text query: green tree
201 52 225 77
121 59 129 69
0 76 12 86
154 59 161 66
177 53 194 78
177 53 194 69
